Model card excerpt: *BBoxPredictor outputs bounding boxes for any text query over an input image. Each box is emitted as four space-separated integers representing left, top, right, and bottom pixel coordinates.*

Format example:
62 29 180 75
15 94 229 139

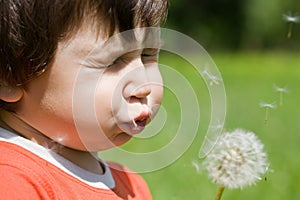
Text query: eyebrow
103 28 162 51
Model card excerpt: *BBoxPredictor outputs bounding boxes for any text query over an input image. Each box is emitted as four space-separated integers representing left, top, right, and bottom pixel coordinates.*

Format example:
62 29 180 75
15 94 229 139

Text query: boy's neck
0 110 105 175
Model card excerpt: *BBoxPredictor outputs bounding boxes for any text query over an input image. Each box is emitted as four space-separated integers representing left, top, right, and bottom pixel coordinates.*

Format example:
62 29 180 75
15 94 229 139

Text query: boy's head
0 0 168 151
0 0 168 86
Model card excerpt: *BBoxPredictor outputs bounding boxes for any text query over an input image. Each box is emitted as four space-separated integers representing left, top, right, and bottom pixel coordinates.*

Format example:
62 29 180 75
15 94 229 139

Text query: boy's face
15 27 163 151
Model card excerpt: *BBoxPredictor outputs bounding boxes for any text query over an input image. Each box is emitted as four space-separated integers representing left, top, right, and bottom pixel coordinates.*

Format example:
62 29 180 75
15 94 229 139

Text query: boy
0 0 168 199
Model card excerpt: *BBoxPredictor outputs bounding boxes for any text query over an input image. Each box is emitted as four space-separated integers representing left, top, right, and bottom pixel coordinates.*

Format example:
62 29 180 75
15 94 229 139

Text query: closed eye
141 48 159 62
105 48 160 69
141 53 158 57
142 48 159 56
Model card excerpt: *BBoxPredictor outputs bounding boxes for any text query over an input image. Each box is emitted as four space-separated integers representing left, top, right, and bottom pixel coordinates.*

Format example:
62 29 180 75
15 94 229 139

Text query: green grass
108 52 300 199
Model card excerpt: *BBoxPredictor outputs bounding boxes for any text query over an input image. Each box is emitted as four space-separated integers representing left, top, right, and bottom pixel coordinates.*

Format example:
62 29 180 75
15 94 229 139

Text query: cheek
94 75 120 123
148 83 163 118
147 67 164 117
40 86 73 119
147 64 163 86
24 65 76 124
152 84 164 102
71 70 121 150
37 58 80 121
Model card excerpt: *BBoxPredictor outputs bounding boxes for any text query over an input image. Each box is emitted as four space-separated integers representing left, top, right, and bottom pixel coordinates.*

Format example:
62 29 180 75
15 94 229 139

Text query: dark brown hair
0 0 168 86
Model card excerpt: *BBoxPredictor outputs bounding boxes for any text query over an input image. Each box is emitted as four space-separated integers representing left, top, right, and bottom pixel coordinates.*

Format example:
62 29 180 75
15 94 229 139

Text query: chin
111 132 133 147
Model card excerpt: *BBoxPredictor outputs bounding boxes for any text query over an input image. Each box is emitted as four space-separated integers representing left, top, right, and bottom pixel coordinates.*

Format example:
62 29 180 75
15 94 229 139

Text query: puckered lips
130 111 151 135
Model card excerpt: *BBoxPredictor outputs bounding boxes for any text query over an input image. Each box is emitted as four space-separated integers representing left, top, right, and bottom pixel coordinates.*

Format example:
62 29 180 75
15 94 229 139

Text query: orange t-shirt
0 140 152 200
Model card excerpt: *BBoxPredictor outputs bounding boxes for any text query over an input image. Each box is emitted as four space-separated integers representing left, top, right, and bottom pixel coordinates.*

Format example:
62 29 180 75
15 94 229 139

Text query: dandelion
202 64 222 86
282 12 300 39
203 129 269 200
259 102 277 124
191 160 201 174
273 85 288 107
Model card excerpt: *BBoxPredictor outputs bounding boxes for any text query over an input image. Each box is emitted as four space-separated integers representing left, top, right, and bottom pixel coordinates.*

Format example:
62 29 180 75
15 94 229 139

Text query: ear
0 85 24 103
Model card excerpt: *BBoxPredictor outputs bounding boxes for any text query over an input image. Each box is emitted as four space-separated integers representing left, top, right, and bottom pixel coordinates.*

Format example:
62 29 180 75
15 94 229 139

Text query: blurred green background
139 52 300 199
112 0 300 199
165 0 300 51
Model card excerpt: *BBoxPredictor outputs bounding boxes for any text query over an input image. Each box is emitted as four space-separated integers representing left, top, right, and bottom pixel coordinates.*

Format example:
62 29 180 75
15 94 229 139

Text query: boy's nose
122 59 152 101
129 84 151 99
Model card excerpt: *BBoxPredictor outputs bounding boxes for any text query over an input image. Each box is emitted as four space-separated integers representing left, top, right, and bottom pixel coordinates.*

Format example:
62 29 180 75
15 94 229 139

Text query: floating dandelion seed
282 12 300 39
259 102 277 124
203 129 269 200
132 119 138 127
202 64 222 86
192 160 201 174
274 85 288 107
44 135 65 153
263 163 274 182
211 120 224 132
56 136 65 143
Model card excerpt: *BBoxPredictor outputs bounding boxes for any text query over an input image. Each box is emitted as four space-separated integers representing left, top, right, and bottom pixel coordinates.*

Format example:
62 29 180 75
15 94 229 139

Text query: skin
0 25 163 174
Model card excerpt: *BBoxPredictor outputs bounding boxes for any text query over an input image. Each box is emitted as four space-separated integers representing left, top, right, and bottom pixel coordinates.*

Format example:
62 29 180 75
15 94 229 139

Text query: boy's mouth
130 111 150 134
133 118 148 128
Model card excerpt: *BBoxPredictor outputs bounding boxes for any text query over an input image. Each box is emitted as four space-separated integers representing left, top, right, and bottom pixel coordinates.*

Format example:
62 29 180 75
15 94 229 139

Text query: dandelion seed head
202 64 222 86
282 13 300 23
192 160 201 174
211 123 224 132
259 102 277 109
274 85 288 93
203 129 269 189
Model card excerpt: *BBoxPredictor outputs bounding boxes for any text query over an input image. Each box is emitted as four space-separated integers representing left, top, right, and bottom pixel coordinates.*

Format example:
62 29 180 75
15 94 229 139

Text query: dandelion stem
288 22 293 39
214 186 225 200
279 92 283 107
264 108 269 124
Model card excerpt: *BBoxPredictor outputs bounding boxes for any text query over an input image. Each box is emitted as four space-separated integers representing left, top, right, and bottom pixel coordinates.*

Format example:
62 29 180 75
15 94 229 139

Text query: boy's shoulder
0 140 58 199
0 139 152 199
0 140 45 168
0 140 54 184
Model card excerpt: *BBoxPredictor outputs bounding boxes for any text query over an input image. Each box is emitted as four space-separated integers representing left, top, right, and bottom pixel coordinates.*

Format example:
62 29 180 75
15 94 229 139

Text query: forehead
63 27 161 50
